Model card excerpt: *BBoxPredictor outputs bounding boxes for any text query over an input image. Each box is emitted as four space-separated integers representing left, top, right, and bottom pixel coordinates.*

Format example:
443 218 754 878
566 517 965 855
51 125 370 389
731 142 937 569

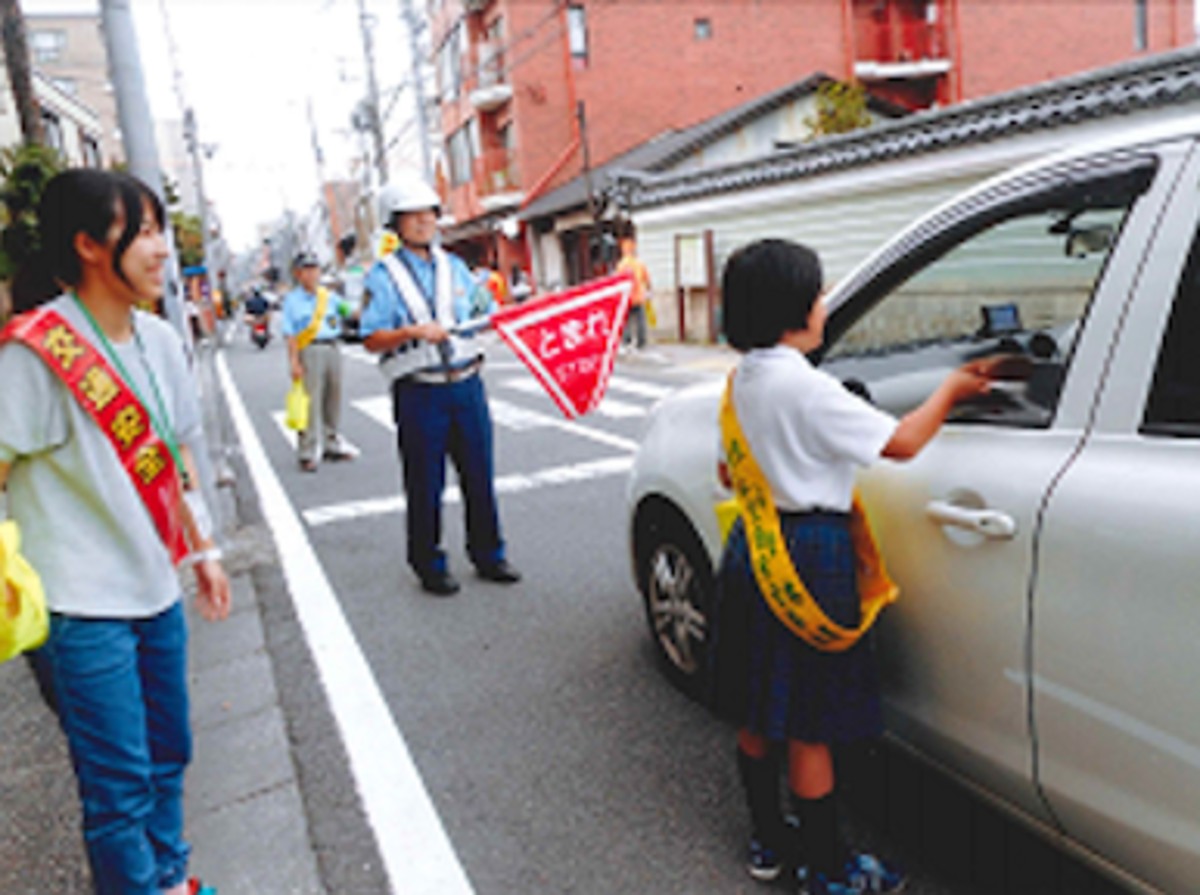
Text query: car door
1031 141 1200 894
817 144 1186 825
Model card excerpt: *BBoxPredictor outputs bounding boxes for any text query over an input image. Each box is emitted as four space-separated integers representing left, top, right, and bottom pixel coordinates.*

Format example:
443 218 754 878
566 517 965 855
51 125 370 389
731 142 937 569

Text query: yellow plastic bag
645 299 658 329
0 520 48 663
285 380 310 432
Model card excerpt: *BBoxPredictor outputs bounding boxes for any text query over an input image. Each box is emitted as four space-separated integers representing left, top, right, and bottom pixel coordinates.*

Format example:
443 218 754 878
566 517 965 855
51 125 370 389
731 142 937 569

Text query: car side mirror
1065 224 1113 258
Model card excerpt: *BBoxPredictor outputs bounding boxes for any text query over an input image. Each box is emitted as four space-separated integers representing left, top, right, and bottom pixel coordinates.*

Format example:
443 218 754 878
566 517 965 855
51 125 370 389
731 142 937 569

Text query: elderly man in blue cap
281 250 357 472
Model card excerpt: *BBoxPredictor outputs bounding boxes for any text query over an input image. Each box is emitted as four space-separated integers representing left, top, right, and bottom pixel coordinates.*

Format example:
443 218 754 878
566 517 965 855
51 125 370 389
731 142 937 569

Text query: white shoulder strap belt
378 247 480 384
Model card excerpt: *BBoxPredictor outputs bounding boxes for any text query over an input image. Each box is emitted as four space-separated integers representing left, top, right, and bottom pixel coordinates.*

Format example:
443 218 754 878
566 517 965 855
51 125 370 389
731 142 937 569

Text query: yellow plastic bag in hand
646 299 658 329
285 380 310 432
0 520 48 663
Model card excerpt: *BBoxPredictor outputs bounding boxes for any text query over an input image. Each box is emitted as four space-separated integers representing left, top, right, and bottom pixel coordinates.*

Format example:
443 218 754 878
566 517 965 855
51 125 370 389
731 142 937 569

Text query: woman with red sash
716 240 991 894
0 170 230 895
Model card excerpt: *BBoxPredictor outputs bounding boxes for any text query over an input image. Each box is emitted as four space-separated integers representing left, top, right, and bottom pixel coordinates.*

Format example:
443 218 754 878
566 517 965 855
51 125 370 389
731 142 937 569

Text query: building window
40 110 63 154
447 124 475 186
567 5 588 61
29 29 65 63
1134 0 1148 50
438 21 464 101
694 18 712 40
80 132 101 168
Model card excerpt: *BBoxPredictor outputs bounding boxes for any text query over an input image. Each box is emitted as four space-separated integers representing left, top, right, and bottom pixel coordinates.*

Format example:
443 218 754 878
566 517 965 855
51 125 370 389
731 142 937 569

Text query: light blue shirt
359 247 493 336
280 287 343 342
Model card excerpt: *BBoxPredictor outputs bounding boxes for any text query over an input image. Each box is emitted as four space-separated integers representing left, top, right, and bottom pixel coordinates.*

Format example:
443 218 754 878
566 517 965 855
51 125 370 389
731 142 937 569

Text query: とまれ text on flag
490 272 634 418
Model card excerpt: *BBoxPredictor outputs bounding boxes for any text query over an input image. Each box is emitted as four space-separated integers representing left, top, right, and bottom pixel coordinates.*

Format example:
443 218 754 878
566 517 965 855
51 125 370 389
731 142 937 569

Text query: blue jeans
36 602 193 894
392 374 505 577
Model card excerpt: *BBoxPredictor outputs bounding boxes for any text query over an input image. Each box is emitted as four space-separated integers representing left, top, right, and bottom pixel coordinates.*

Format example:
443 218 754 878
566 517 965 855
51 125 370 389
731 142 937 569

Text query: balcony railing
472 148 522 210
860 17 946 62
469 41 511 110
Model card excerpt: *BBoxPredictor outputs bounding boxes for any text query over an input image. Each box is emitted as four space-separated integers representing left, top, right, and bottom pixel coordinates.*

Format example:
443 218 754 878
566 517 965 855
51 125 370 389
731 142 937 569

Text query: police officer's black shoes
419 571 461 596
476 561 522 584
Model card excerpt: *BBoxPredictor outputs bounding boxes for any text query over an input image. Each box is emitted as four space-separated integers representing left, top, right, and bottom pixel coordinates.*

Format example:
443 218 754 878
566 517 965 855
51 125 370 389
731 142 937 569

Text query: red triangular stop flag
491 272 633 418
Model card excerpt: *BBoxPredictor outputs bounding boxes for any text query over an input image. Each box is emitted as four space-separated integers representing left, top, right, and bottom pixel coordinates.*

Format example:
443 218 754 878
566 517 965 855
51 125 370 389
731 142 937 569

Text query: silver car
628 115 1200 894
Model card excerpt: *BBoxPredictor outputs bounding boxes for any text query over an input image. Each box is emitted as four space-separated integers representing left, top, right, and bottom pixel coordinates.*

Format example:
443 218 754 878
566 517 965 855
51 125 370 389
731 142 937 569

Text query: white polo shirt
731 346 897 513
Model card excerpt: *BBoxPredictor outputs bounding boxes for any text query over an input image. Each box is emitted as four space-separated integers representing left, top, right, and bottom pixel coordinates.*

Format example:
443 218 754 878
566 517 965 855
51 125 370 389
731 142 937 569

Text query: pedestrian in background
0 168 230 895
617 237 652 350
360 171 520 597
717 239 991 893
281 251 357 473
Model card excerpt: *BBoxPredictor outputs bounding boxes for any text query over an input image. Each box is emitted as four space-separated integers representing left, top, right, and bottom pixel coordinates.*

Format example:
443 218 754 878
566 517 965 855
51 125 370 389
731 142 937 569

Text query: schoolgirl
717 239 990 894
0 169 229 895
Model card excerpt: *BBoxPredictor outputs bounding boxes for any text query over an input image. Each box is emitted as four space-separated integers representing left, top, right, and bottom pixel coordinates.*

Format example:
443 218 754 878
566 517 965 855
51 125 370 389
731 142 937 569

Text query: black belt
407 357 484 385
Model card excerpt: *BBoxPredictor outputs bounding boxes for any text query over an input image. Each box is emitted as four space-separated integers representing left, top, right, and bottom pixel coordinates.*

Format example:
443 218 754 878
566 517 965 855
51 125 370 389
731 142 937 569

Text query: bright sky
24 0 422 250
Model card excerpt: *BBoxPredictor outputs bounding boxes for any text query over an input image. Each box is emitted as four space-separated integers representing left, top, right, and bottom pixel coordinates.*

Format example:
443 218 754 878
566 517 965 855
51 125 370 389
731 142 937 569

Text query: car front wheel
634 501 714 698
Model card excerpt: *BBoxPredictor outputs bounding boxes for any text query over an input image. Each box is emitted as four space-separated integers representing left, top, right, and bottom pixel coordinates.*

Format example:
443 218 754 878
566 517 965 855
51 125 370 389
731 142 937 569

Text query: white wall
631 104 1200 341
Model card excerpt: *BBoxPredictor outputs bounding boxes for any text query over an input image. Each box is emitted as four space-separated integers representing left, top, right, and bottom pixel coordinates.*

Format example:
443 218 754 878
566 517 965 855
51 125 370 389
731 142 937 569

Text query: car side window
1143 229 1200 436
824 182 1141 428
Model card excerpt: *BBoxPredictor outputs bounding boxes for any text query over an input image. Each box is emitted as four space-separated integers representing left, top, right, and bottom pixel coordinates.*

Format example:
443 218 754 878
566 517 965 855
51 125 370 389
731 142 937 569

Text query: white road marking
218 355 474 895
268 411 361 459
606 375 674 400
303 455 633 527
499 377 646 418
486 398 639 451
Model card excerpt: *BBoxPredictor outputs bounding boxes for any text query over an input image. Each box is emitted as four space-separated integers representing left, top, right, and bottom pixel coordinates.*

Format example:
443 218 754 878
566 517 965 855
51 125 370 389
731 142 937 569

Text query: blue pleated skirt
715 512 883 744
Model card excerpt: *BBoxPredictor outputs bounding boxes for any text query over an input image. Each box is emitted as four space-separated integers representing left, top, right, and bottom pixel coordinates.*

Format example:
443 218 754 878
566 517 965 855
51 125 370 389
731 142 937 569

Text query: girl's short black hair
13 168 165 312
720 239 823 352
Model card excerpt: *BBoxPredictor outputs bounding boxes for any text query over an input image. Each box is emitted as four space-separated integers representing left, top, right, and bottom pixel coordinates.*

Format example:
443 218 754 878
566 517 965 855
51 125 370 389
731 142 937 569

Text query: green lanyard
71 293 189 487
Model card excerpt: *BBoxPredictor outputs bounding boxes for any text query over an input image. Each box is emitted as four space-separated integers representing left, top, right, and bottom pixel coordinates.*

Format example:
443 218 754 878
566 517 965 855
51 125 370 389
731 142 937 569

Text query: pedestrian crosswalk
275 365 692 528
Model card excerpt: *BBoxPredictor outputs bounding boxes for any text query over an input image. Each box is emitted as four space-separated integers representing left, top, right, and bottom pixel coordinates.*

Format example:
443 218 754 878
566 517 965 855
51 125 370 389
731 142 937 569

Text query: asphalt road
219 327 1123 895
213 328 1123 892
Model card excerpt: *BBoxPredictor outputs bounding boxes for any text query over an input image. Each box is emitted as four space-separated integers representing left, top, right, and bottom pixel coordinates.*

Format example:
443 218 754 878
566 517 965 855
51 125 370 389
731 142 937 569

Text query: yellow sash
295 287 330 352
719 376 898 652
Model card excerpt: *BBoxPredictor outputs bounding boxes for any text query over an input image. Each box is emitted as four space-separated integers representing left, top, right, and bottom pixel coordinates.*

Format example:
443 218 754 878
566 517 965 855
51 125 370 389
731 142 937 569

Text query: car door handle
926 501 1017 539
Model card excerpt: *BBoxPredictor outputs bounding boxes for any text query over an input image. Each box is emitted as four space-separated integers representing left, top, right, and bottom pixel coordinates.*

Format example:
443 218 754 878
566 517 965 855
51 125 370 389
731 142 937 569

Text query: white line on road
499 377 647 418
303 454 633 527
344 394 641 453
218 354 473 895
605 375 675 400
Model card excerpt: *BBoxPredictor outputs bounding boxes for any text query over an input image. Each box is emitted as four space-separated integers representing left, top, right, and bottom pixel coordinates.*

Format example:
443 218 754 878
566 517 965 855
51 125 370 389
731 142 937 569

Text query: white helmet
378 172 440 221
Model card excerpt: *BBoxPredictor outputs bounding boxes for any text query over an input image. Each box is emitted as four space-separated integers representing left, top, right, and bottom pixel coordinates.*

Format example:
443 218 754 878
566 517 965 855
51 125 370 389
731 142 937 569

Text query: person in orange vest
617 237 652 350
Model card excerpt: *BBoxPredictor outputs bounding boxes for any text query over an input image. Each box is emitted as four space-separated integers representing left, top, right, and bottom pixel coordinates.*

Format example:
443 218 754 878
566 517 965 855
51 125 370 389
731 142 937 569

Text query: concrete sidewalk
0 476 329 895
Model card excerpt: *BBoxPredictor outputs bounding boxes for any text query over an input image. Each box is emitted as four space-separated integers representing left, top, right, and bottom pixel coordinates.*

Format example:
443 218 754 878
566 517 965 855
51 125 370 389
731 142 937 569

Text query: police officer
281 251 357 472
360 173 521 596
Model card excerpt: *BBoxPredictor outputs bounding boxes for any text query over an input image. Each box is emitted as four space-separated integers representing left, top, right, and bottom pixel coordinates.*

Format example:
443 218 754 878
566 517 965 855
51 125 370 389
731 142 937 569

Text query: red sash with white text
0 309 188 563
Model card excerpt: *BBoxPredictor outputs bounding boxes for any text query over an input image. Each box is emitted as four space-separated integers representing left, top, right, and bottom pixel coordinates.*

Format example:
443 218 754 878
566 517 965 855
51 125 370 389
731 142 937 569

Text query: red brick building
428 0 1194 286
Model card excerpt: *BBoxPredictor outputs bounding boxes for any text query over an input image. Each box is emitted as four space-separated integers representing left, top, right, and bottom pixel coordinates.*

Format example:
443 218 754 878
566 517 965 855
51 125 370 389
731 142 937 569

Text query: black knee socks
798 792 846 877
736 746 785 849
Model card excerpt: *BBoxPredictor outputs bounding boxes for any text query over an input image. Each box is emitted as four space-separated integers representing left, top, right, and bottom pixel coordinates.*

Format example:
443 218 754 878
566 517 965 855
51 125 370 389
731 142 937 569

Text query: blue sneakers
746 836 784 881
805 852 906 894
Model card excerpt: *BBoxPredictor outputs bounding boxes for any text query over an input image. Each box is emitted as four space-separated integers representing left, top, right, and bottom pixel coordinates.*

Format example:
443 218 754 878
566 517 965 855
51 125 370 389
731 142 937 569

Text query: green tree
171 210 204 268
804 80 874 139
0 143 63 279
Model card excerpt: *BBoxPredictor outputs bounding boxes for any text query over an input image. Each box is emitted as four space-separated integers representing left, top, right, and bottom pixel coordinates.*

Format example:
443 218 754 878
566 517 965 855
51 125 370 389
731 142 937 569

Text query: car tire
634 500 715 700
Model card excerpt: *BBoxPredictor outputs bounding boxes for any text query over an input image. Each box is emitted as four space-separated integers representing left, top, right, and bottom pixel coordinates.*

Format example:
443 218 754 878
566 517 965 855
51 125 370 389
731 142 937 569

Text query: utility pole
102 0 233 493
399 0 433 182
0 0 43 145
99 0 187 340
307 96 342 250
357 0 389 186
